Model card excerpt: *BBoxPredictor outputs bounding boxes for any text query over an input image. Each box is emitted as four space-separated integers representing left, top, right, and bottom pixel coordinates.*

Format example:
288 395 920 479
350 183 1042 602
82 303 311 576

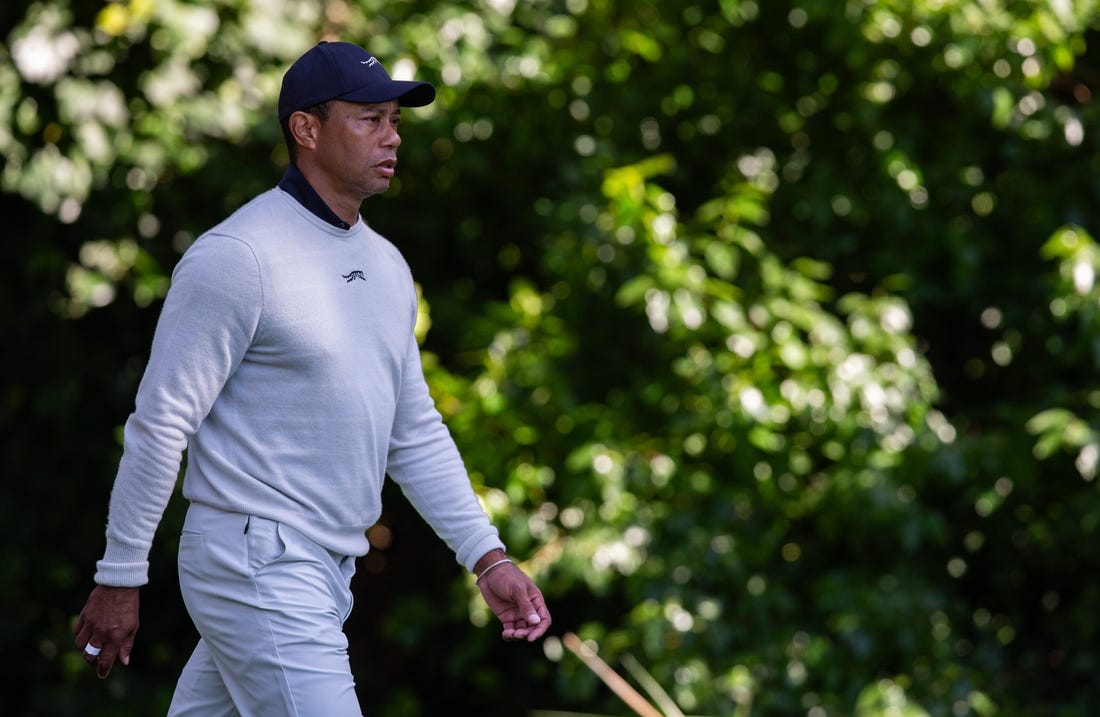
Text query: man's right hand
73 585 140 679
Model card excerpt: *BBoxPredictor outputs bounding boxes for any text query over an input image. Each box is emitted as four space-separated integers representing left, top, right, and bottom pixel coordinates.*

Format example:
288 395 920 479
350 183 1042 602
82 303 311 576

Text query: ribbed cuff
94 540 151 587
457 532 507 573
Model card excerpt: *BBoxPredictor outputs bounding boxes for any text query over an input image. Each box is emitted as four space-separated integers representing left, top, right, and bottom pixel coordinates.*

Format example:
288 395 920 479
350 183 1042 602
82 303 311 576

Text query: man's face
311 99 403 200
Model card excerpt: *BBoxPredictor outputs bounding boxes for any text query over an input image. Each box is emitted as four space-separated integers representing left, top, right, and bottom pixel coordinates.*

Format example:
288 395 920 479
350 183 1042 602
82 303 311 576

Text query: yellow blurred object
95 0 155 37
94 3 128 36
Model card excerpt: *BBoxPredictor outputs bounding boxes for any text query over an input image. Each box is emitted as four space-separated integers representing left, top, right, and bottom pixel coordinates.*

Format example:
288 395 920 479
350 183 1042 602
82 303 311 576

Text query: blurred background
3 1 1100 715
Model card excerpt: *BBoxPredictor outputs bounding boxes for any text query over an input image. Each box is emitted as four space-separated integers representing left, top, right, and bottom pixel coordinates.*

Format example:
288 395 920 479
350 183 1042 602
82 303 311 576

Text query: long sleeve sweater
95 187 504 587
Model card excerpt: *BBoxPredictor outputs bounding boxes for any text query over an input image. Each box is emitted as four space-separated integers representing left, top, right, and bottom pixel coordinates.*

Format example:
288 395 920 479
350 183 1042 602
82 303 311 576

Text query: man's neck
277 164 356 229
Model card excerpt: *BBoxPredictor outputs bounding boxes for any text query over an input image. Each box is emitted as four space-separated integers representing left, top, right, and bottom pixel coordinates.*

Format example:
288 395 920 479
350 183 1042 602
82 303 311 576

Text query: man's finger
527 623 550 641
82 644 102 662
96 645 118 679
73 620 93 652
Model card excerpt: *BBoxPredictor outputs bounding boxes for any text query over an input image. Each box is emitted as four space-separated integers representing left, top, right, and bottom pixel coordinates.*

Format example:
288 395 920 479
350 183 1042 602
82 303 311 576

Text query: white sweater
95 188 503 587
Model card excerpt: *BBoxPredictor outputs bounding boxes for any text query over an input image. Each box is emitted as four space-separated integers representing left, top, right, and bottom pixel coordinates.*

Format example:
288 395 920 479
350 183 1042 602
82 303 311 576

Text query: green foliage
6 1 1100 716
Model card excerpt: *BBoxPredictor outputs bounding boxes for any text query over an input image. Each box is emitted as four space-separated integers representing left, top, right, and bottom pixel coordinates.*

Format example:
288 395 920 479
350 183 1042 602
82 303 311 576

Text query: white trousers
167 503 362 717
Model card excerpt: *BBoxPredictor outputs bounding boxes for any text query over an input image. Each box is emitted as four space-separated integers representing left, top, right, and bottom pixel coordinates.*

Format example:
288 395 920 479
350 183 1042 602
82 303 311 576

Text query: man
73 40 551 715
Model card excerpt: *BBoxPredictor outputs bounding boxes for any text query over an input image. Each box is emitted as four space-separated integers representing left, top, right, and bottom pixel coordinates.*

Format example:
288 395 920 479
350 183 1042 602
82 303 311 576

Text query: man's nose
383 124 401 147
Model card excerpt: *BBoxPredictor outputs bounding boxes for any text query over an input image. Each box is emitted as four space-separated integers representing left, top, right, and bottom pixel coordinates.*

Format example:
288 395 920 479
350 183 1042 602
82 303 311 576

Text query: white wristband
475 558 513 584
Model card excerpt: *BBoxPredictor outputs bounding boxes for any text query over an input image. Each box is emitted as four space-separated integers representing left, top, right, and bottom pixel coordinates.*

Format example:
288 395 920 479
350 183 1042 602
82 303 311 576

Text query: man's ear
288 111 320 153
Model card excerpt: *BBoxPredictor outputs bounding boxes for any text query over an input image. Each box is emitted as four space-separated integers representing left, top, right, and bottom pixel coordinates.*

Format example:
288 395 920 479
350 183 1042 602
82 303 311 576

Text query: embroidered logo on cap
361 57 379 67
342 270 366 283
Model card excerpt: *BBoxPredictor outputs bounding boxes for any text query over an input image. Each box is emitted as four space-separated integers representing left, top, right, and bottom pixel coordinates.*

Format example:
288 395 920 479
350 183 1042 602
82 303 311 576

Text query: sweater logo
342 270 366 283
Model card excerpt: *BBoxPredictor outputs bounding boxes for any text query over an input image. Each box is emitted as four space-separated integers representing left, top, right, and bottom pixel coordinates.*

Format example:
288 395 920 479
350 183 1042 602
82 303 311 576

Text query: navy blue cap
278 41 436 121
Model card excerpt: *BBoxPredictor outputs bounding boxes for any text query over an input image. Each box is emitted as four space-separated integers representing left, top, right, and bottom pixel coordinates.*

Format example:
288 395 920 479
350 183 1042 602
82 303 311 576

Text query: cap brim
340 80 436 108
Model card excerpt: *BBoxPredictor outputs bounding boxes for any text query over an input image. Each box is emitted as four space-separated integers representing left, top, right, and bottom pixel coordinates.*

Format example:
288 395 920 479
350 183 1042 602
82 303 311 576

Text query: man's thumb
519 595 541 624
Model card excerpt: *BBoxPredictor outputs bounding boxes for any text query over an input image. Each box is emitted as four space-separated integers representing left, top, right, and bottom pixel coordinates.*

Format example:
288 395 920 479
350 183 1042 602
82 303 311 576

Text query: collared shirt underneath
278 163 352 230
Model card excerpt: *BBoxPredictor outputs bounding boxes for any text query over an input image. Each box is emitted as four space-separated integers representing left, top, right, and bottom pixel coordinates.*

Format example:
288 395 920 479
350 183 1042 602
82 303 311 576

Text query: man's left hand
474 553 552 642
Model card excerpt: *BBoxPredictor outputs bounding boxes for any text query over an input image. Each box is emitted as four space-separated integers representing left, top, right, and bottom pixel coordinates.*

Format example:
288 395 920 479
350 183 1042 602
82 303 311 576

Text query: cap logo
360 57 379 67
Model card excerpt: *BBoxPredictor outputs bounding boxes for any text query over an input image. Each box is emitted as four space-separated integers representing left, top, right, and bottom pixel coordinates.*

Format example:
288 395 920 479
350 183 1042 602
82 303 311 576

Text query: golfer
73 40 551 716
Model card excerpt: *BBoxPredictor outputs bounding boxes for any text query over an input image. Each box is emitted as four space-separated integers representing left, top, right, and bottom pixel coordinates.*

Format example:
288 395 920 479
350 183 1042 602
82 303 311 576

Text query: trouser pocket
245 515 288 574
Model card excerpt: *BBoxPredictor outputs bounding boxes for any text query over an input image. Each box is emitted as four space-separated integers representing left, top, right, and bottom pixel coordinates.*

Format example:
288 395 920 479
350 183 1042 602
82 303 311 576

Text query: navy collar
278 164 353 230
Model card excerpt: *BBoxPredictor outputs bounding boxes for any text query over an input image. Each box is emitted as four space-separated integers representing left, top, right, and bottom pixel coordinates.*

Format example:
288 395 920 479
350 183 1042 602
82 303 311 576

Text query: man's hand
474 550 552 642
73 585 140 679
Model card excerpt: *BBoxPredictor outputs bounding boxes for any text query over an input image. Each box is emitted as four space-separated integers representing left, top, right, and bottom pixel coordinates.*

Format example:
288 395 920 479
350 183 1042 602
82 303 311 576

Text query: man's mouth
376 158 397 177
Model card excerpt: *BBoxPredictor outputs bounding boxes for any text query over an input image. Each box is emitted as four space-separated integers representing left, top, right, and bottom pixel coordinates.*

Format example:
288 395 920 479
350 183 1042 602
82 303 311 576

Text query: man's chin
363 179 393 198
